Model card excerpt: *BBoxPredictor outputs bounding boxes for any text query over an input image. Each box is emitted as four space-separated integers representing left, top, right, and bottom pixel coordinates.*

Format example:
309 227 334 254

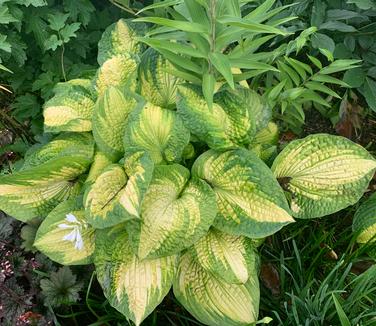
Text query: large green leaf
97 19 145 65
84 150 154 229
352 193 376 244
191 228 258 284
176 85 261 150
173 251 260 326
43 86 96 133
23 133 94 170
34 199 95 265
95 54 138 96
123 103 190 164
192 149 293 238
139 48 180 109
94 227 176 326
92 87 141 160
272 134 376 219
0 157 90 222
127 164 217 259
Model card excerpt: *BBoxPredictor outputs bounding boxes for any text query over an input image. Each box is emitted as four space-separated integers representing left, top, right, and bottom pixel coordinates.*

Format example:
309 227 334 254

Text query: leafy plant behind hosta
1 4 376 325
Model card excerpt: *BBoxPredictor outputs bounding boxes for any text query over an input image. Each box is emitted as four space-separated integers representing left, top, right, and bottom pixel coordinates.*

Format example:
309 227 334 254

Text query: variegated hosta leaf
128 164 217 260
84 150 114 188
84 151 154 228
23 133 94 170
253 122 279 146
84 164 128 228
53 78 96 98
272 134 376 219
191 229 258 284
43 84 96 133
251 144 277 163
122 147 155 219
250 122 279 163
192 149 293 238
176 85 259 150
139 48 180 108
353 193 376 244
95 54 138 96
244 91 271 133
123 103 190 164
92 86 141 159
34 199 94 265
97 19 145 65
94 227 176 326
0 157 90 222
173 252 260 326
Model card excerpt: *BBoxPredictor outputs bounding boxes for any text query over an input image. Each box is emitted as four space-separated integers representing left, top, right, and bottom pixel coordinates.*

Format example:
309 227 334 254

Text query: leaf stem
58 31 67 82
108 0 137 16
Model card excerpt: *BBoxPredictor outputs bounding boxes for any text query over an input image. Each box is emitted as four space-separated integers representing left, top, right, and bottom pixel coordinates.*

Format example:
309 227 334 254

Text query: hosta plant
353 193 376 259
1 17 376 326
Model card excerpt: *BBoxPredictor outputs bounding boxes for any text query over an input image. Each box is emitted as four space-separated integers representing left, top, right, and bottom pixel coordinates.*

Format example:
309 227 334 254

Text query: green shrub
282 0 376 113
0 0 123 134
133 0 361 133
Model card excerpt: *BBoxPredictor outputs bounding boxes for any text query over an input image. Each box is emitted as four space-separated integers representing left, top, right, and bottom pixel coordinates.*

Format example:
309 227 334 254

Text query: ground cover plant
0 1 376 325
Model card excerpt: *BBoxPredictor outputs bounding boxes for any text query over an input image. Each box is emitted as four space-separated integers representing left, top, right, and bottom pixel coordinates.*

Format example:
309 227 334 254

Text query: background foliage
0 0 124 135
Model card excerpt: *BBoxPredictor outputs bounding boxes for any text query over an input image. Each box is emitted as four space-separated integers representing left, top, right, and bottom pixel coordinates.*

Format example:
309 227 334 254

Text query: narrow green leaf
209 52 234 89
134 17 208 33
229 58 278 72
135 0 182 15
184 0 209 25
320 60 362 75
230 35 275 58
307 55 322 69
233 70 269 82
305 81 341 99
278 61 301 86
138 38 206 58
219 18 287 35
332 294 351 326
299 89 330 107
285 57 313 75
268 80 286 100
163 67 202 84
158 49 202 74
0 64 12 73
312 74 349 87
224 0 241 17
202 73 215 108
245 0 276 20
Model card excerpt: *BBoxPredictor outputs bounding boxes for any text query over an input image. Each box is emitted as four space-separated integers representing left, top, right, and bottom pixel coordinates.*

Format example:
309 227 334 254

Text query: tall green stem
208 0 217 73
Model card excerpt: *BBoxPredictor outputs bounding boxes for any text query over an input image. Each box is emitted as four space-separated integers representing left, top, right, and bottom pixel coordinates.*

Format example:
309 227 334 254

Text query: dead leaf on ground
260 262 280 296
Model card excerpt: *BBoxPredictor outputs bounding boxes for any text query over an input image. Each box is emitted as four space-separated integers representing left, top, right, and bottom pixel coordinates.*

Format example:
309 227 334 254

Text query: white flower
58 213 86 251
